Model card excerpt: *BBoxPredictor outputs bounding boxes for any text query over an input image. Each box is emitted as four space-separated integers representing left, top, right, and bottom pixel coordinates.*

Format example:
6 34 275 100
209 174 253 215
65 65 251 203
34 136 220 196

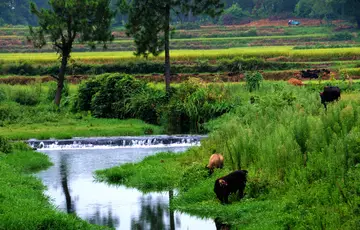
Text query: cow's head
219 179 228 187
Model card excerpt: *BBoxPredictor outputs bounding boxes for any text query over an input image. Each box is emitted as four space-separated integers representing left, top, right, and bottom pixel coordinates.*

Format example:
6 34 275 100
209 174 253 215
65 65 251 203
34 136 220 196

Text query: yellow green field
1 46 360 64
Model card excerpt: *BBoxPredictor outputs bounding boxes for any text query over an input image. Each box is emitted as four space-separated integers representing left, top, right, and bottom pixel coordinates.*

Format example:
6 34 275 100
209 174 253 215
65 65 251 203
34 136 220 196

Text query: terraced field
0 19 359 81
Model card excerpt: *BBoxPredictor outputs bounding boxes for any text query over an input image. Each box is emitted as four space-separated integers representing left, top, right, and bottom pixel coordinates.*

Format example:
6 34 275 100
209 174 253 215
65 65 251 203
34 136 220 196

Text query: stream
34 136 216 230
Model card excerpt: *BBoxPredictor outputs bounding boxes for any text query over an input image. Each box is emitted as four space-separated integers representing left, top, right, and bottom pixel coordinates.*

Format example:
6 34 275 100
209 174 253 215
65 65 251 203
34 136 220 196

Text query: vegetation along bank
96 80 360 229
0 137 108 229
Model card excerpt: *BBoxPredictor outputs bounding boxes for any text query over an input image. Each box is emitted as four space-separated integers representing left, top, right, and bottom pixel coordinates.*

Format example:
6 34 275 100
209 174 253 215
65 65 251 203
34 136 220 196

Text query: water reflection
131 190 181 230
88 206 120 228
214 217 232 230
36 147 216 230
60 154 75 214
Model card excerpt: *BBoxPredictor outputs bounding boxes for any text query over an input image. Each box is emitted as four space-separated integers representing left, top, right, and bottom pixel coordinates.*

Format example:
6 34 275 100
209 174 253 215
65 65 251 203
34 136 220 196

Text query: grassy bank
0 83 162 140
96 82 360 229
0 118 162 140
0 141 108 229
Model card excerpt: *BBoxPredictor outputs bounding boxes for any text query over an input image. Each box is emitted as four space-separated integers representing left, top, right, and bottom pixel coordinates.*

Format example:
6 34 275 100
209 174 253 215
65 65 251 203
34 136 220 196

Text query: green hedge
0 58 304 76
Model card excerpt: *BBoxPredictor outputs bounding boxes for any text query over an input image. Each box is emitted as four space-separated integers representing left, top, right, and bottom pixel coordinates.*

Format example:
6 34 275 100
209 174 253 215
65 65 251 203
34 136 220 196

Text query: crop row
0 34 333 53
0 24 335 39
0 46 359 64
0 57 305 76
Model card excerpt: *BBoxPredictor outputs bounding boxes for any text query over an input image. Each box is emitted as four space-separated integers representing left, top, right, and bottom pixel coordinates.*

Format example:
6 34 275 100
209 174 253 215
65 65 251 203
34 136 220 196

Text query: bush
91 73 147 118
0 102 21 122
11 88 40 106
219 57 265 73
219 3 249 25
159 78 234 133
0 88 6 102
11 142 33 151
127 87 167 124
0 136 12 154
72 75 105 112
245 71 263 92
329 32 354 41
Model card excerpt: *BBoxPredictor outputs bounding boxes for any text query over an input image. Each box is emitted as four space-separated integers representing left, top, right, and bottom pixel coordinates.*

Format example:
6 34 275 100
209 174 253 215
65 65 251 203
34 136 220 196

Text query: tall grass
96 81 360 229
190 83 360 228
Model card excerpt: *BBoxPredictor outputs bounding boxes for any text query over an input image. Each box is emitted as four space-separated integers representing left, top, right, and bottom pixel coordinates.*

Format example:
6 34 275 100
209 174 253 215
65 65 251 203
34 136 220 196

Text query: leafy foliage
219 3 249 25
0 136 12 154
245 71 263 92
28 0 114 105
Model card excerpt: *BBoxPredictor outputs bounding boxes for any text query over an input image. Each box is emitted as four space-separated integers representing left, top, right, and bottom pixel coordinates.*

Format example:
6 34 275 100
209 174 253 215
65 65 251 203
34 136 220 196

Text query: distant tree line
0 0 359 27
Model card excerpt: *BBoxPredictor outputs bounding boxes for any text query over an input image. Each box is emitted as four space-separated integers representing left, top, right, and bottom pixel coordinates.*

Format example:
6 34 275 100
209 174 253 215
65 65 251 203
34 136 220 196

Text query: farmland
0 19 359 83
1 18 360 230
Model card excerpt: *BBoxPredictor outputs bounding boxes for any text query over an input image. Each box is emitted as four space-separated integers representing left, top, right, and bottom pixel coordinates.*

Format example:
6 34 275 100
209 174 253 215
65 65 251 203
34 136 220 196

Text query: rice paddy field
0 19 359 81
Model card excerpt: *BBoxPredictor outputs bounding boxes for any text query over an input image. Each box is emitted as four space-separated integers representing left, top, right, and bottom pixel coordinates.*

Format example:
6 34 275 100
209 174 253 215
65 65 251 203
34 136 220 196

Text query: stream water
35 136 216 230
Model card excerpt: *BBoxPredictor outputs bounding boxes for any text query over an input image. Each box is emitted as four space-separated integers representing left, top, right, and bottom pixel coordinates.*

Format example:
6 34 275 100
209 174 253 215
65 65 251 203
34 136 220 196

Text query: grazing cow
300 69 331 79
300 69 320 79
320 86 341 109
214 170 248 204
288 78 303 86
206 153 224 175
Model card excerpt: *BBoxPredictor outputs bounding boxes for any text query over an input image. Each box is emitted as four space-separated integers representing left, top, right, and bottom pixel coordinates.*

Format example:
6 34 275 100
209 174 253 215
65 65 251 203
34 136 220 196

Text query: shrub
219 57 265 73
11 141 33 151
11 88 40 106
159 78 234 133
72 74 107 112
245 71 263 92
0 136 12 154
0 102 21 122
126 87 167 124
329 32 354 41
219 3 249 25
91 73 147 118
0 88 6 102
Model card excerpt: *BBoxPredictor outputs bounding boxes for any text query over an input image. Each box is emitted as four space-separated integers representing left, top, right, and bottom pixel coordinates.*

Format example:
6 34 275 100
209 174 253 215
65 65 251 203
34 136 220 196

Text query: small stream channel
33 136 216 230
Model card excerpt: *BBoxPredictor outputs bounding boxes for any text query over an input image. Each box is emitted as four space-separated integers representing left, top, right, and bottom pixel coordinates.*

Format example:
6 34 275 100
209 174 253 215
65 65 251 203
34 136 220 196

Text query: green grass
95 82 360 229
0 144 109 230
0 83 162 140
96 151 190 192
0 118 162 140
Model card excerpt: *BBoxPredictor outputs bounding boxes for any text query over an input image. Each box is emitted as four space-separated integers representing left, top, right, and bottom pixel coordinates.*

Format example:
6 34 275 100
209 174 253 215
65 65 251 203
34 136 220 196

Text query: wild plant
245 71 263 92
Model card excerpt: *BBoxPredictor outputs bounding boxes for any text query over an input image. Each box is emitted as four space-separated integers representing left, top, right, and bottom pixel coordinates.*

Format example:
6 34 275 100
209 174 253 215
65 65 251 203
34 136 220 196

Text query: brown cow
288 78 303 86
206 153 224 175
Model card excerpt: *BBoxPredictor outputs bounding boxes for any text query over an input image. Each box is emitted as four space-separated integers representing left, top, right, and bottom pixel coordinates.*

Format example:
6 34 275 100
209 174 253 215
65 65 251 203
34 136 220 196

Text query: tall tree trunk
164 3 171 94
55 52 69 106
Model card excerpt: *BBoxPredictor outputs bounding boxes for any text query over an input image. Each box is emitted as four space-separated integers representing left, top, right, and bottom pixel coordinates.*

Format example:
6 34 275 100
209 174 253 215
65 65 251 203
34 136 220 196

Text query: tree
295 0 336 23
120 0 223 93
28 0 114 106
343 0 360 28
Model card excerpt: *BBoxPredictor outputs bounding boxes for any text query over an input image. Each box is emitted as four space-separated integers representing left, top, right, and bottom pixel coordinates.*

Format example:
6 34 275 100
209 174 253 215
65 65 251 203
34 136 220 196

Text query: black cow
301 69 320 79
320 86 341 109
214 170 248 204
300 69 331 79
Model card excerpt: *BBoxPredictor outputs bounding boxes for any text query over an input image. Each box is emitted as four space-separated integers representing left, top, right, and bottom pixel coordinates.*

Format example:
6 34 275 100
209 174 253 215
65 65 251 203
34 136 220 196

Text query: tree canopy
122 0 224 92
1 0 360 27
28 0 114 105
